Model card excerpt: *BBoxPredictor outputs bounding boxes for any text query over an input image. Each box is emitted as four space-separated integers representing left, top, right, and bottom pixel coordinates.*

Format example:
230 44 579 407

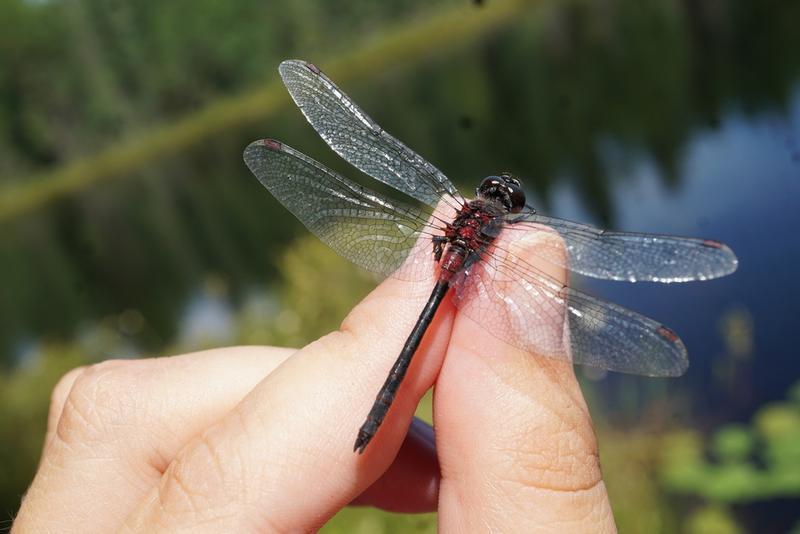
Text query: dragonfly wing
244 139 440 280
278 60 462 208
504 212 738 282
452 230 688 377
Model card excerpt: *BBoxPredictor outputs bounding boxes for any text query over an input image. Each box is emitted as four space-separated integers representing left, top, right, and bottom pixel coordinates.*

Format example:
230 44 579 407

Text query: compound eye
477 176 503 196
479 175 502 189
507 185 526 213
500 172 521 187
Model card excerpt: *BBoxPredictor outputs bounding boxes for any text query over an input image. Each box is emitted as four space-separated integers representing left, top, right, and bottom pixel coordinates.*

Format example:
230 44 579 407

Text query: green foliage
275 235 375 346
661 383 800 502
233 234 376 349
686 505 743 534
712 425 752 463
597 429 680 533
322 509 436 533
659 382 800 528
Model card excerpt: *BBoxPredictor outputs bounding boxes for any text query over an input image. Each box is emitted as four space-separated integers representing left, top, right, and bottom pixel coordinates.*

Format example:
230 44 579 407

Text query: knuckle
56 359 144 444
48 366 87 429
157 431 241 519
309 329 359 362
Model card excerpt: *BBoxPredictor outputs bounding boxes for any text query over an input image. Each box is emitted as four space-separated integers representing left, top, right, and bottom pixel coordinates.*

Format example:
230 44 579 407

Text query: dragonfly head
477 172 526 214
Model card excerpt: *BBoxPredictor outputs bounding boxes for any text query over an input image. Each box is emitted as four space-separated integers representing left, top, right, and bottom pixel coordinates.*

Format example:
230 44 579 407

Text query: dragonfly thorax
476 172 525 214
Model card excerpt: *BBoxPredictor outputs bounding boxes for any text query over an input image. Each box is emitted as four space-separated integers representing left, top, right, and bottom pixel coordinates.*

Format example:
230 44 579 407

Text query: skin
13 230 615 533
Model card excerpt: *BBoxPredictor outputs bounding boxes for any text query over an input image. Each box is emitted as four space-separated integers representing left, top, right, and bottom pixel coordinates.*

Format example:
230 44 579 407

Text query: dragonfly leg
432 236 448 262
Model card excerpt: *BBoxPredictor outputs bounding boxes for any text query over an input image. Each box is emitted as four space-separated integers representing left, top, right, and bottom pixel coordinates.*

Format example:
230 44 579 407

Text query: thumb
434 228 616 532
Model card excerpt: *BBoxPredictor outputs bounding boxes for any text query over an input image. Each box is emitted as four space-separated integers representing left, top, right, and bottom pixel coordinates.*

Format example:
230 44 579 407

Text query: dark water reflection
576 88 800 421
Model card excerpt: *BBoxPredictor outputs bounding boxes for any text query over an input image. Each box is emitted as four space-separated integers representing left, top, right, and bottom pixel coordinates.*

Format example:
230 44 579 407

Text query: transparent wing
244 139 443 279
278 59 463 209
245 139 687 376
452 230 688 376
504 211 738 282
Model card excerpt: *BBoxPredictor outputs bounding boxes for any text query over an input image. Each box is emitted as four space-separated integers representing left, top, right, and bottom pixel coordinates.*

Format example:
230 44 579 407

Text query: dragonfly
244 60 738 454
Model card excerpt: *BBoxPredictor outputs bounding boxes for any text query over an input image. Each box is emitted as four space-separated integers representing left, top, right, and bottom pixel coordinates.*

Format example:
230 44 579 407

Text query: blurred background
1 0 798 531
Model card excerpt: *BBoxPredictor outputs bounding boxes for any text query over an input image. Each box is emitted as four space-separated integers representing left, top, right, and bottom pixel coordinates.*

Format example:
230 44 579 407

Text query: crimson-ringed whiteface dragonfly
244 60 738 454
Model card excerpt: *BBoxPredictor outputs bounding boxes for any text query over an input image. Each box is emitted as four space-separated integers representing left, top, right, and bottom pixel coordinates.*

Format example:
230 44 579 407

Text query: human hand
14 239 615 532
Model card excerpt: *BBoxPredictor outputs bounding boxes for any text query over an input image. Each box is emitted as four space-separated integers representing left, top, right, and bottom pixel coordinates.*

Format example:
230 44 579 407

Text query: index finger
122 272 454 531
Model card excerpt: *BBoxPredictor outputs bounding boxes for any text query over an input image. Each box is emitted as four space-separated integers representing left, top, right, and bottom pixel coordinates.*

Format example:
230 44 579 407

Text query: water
573 87 800 419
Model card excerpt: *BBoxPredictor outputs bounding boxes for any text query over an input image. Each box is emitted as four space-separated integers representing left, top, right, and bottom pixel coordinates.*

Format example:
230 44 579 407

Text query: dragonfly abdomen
353 279 450 454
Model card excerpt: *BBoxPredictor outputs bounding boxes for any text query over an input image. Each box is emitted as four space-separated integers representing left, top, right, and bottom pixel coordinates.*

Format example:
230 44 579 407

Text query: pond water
575 86 800 421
